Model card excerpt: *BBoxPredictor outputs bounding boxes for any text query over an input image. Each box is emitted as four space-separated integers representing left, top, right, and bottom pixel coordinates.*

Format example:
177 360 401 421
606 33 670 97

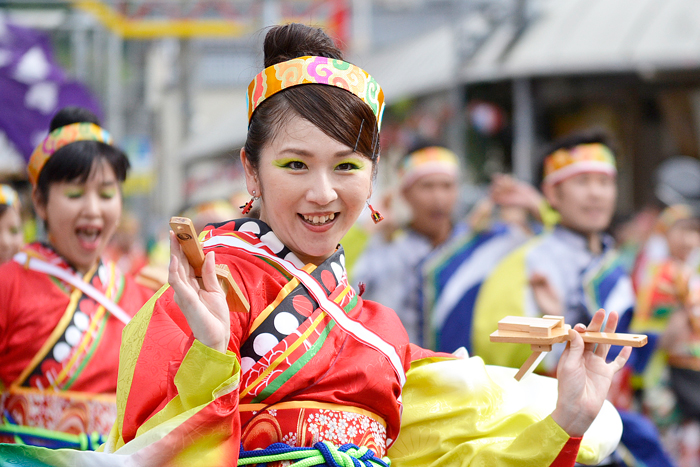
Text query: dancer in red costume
0 107 153 449
0 25 632 467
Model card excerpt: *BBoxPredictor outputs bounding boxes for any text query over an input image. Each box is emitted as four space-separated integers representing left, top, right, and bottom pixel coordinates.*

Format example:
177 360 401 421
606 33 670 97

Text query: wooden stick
169 216 250 313
490 315 648 381
515 351 544 381
490 328 647 347
169 217 205 279
579 331 647 347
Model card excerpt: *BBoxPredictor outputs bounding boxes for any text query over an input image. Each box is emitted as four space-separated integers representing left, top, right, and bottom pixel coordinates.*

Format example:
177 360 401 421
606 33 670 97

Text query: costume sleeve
388 354 621 467
100 276 248 466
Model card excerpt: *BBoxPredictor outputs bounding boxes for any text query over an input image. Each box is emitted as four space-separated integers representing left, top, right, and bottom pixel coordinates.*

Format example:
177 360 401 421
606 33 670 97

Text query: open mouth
75 226 102 250
300 213 338 226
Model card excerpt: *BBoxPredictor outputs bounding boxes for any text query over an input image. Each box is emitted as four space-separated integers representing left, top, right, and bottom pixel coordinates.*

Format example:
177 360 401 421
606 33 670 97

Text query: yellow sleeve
388 355 621 466
133 340 239 438
103 338 240 454
539 199 561 229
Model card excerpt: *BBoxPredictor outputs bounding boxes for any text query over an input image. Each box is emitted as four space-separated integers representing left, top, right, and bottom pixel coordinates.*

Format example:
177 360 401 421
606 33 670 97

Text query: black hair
245 24 379 176
35 106 130 204
536 129 616 188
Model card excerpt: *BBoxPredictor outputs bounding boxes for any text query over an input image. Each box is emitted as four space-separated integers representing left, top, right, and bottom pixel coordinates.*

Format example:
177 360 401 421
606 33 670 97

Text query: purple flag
0 18 102 162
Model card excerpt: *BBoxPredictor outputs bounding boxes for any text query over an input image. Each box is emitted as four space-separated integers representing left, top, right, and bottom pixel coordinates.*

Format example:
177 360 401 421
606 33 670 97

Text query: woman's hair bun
49 106 100 132
263 23 343 68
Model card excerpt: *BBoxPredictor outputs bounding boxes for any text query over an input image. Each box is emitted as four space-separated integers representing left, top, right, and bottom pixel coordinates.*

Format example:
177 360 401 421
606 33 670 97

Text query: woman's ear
240 148 259 196
31 186 47 222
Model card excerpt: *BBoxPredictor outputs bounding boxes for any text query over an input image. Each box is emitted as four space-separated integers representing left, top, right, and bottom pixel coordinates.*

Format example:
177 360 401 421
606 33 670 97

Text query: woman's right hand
168 231 230 353
551 309 631 437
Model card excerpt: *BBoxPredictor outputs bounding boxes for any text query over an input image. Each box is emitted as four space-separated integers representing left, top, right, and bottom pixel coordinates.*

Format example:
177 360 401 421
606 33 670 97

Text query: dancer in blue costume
473 130 674 467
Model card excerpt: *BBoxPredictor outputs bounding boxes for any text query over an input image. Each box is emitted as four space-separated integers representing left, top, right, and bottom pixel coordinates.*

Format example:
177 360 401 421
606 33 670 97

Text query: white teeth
302 214 336 225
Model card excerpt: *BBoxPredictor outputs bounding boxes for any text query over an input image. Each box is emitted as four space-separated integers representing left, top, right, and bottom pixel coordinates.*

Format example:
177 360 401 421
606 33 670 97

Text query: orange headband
0 184 18 207
543 143 616 186
28 122 113 186
247 56 385 130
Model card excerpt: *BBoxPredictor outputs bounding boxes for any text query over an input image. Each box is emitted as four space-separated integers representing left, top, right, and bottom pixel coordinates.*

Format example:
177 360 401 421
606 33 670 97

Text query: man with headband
470 130 674 467
352 146 467 343
472 131 633 368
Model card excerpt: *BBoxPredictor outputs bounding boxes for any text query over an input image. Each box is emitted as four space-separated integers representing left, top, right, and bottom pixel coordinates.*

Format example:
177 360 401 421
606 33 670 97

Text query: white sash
13 252 131 325
203 235 407 387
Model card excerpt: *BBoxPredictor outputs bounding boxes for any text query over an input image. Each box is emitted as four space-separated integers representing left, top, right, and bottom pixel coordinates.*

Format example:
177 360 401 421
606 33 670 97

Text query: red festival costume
97 219 592 467
0 242 152 448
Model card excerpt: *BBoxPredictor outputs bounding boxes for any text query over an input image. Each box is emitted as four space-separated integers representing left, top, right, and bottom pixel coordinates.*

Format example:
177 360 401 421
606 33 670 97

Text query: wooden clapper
490 315 647 381
169 217 250 313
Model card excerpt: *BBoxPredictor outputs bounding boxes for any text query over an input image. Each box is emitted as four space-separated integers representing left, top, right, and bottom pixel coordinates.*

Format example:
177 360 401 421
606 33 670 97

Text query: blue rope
1 409 105 450
238 441 390 467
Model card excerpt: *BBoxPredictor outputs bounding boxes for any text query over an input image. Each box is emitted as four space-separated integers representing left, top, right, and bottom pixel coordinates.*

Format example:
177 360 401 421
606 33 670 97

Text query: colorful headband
247 56 385 130
0 184 18 207
543 143 617 186
656 204 694 233
399 146 460 189
28 122 113 186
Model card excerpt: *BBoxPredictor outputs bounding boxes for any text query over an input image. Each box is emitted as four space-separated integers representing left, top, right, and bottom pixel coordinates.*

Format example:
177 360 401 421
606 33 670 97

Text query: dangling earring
368 203 383 224
240 190 259 215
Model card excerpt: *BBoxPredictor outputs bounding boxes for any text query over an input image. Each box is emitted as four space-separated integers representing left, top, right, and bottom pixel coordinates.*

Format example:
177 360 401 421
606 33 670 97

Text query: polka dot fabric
203 219 351 369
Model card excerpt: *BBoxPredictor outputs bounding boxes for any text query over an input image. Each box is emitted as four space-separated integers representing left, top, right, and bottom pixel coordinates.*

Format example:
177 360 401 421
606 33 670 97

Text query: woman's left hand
551 309 632 437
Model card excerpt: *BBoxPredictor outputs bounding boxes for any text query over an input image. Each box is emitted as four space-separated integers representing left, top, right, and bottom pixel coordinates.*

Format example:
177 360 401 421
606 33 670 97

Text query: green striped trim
257 256 294 280
344 294 358 313
113 271 125 303
48 275 71 295
0 422 100 450
62 312 109 390
252 320 335 403
250 294 359 403
585 251 622 309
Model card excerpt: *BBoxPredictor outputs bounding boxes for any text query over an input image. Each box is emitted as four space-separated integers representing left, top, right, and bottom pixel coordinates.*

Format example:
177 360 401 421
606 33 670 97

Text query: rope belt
238 441 391 467
1 410 104 450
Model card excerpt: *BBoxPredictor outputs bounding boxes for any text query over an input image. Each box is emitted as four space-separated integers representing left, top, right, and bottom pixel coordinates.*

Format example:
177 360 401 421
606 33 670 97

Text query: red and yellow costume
0 242 153 448
31 218 615 467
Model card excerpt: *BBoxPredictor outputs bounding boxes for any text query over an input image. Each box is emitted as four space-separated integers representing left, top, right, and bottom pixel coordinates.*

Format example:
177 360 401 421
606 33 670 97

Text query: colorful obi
0 387 115 449
240 402 388 464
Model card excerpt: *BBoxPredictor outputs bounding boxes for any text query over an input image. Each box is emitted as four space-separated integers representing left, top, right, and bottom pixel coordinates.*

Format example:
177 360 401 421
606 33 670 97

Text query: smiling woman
0 107 154 449
241 116 374 265
0 25 633 467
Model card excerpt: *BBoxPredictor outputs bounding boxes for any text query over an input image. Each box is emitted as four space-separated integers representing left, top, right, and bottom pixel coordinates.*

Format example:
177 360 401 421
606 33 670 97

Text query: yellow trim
133 341 240 439
12 288 82 388
73 1 252 39
239 400 387 428
11 261 99 388
246 263 315 336
332 285 352 304
53 263 117 387
240 277 347 398
248 278 300 337
109 285 170 451
240 312 327 399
